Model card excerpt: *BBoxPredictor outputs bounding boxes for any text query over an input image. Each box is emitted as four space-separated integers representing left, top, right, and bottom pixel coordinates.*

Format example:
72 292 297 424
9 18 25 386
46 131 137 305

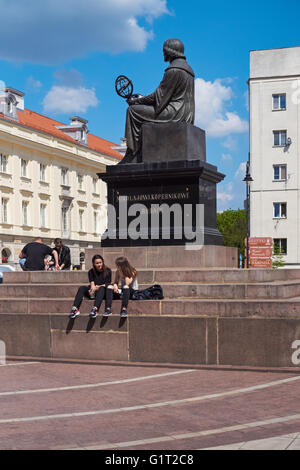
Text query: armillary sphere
115 75 133 99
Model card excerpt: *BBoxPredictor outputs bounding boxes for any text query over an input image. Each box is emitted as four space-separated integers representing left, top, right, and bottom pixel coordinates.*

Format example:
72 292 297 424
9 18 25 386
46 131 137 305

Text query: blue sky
1 0 300 212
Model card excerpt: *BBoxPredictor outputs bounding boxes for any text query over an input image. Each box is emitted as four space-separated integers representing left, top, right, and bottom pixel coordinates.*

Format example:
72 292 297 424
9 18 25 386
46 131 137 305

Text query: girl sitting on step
104 257 138 318
69 254 112 319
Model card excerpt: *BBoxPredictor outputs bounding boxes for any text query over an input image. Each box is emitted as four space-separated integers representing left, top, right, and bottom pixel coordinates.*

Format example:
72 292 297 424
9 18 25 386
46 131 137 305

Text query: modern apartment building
0 87 122 267
249 47 300 265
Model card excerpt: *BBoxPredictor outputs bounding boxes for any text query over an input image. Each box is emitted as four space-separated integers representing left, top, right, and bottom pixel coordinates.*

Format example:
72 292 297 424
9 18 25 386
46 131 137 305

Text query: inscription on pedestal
99 160 224 247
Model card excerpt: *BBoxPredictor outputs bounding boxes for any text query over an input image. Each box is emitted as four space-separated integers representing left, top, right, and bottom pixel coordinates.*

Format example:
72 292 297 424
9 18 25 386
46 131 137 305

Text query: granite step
2 268 300 285
1 280 300 299
1 297 300 318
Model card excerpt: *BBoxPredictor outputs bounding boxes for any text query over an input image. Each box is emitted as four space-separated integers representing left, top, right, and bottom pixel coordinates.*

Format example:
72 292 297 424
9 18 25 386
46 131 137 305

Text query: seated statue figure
121 38 195 164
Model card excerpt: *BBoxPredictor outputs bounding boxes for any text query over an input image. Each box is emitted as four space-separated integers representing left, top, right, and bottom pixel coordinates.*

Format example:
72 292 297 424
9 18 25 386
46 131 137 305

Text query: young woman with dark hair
104 256 138 318
69 254 112 319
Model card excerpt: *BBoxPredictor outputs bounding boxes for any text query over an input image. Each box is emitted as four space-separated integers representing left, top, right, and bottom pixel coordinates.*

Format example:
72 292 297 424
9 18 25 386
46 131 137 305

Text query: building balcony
60 184 71 197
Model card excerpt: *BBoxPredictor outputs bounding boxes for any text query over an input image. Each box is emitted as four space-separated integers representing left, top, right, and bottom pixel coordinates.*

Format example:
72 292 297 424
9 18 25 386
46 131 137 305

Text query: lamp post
243 160 253 268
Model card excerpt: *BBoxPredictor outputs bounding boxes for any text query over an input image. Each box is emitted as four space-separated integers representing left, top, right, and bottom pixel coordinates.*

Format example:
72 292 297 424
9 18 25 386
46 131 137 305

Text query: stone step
1 297 300 317
1 280 300 299
148 281 300 299
2 268 300 285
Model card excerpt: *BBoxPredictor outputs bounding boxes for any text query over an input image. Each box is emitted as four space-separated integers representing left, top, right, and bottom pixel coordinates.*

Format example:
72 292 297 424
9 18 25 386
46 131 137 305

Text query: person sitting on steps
104 256 138 318
69 254 112 319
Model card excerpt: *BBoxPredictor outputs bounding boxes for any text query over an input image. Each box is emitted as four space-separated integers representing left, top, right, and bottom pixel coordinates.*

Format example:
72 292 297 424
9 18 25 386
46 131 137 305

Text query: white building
249 46 300 265
0 87 122 268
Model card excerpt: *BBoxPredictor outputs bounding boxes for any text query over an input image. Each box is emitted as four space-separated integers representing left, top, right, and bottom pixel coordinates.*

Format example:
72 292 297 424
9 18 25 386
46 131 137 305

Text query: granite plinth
141 122 206 163
85 245 238 269
2 268 300 369
98 160 225 247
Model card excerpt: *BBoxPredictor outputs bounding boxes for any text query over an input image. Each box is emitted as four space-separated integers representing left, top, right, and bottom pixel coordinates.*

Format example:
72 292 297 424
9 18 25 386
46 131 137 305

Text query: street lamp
243 160 253 268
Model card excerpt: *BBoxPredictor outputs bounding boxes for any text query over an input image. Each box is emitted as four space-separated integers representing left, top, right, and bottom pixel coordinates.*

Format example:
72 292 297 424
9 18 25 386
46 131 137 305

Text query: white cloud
217 181 235 212
235 161 247 179
42 86 99 114
218 191 234 202
217 182 234 202
26 77 42 90
221 153 233 163
222 136 238 152
194 78 248 138
0 0 169 64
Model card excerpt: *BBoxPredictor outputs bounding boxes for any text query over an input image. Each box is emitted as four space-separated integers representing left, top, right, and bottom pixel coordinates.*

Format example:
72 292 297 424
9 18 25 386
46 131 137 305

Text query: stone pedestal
141 122 206 162
98 123 224 247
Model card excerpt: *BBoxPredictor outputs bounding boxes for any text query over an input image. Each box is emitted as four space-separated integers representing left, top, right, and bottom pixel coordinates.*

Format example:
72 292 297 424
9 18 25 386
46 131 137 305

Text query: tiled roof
0 108 123 160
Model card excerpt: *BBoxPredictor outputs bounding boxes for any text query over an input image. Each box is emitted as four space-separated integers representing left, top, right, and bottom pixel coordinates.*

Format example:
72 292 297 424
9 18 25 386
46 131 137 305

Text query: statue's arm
135 93 156 105
127 69 178 111
128 92 155 106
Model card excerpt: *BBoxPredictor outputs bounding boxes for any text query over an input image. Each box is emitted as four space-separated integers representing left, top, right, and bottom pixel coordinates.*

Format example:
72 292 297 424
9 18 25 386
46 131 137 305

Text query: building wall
0 116 118 268
249 47 300 264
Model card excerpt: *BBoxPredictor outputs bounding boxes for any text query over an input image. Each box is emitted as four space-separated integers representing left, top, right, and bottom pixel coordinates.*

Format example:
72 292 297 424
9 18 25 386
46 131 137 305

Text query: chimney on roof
111 137 127 155
70 116 88 126
0 87 24 120
56 116 89 145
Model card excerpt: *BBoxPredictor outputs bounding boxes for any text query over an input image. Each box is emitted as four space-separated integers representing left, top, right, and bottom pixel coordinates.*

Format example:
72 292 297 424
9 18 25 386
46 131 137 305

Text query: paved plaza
0 359 300 450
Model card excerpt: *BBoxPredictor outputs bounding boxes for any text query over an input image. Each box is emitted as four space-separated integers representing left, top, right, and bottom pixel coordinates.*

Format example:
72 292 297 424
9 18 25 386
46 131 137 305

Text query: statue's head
163 38 185 62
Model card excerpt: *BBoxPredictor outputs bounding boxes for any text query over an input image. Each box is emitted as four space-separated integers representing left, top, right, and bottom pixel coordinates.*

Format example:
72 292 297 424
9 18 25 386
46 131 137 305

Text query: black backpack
131 284 164 300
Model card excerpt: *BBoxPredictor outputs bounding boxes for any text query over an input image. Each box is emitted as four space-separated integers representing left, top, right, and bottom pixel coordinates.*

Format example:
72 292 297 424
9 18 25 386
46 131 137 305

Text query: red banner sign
245 237 273 268
249 258 273 268
248 247 273 258
246 237 273 247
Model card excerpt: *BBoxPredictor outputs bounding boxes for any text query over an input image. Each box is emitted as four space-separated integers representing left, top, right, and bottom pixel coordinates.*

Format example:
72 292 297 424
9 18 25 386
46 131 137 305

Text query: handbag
131 284 164 300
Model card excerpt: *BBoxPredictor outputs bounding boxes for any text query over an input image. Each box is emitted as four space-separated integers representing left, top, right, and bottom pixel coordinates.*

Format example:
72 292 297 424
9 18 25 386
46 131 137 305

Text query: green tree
217 209 247 266
272 242 285 269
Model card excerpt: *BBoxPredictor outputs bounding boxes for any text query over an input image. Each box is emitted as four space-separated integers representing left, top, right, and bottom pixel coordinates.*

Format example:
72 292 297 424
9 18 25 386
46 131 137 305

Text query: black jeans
73 285 109 310
105 286 133 309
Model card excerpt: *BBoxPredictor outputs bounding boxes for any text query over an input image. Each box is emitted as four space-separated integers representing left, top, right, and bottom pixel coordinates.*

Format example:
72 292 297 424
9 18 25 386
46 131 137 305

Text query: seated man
122 38 195 164
53 238 71 270
19 237 59 271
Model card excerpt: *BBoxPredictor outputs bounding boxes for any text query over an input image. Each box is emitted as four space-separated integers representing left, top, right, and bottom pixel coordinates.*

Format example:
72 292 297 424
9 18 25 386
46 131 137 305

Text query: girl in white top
104 256 138 318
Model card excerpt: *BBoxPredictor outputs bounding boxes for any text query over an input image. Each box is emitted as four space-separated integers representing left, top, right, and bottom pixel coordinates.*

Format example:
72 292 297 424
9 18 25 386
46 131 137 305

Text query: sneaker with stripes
69 306 80 319
89 306 98 319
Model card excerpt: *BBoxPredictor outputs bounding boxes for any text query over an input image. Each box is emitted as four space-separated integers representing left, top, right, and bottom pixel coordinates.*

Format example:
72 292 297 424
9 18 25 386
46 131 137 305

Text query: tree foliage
272 243 285 269
217 209 247 262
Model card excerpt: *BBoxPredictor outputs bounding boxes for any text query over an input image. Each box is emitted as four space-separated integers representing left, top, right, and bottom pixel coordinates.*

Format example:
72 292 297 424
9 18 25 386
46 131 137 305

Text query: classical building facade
0 87 122 268
249 46 300 265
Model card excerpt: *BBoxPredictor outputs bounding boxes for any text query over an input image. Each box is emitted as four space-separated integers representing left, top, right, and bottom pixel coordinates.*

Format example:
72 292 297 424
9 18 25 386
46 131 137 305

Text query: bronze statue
119 38 195 164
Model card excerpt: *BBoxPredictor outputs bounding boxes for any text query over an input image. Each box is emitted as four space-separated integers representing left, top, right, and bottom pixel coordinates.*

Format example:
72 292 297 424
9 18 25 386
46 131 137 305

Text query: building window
21 159 28 177
79 209 84 232
7 99 13 115
1 198 8 224
22 201 29 226
40 204 46 228
0 154 8 173
93 178 98 194
273 202 287 218
94 211 99 234
274 238 287 255
78 174 83 190
273 164 287 181
61 168 68 185
40 164 46 182
62 207 68 234
273 94 286 110
273 130 287 146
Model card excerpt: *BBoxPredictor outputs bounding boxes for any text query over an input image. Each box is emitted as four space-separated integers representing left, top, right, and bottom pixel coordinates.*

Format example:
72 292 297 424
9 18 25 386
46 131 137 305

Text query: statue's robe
125 58 195 155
